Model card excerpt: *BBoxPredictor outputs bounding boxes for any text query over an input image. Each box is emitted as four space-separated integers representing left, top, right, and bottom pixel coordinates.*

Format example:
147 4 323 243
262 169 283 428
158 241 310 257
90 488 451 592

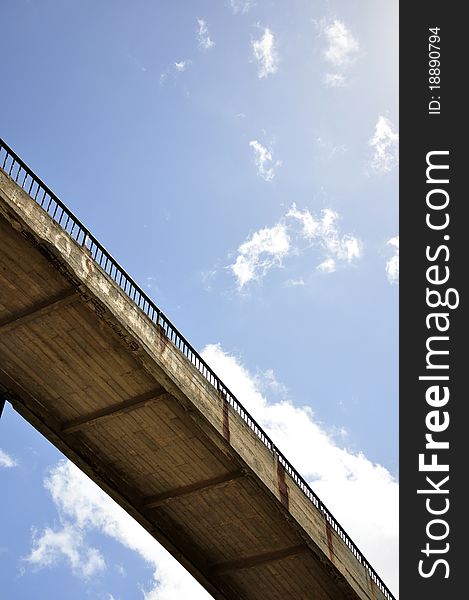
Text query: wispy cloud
386 236 399 284
323 73 347 88
316 137 347 160
196 18 215 50
25 524 105 579
318 19 359 87
370 116 399 173
231 224 290 289
28 461 211 599
323 20 359 67
174 60 190 72
252 28 279 78
159 60 192 85
284 278 305 287
229 205 362 289
201 344 398 596
287 204 362 263
0 448 17 468
249 140 281 181
286 204 320 239
230 0 254 15
317 258 336 273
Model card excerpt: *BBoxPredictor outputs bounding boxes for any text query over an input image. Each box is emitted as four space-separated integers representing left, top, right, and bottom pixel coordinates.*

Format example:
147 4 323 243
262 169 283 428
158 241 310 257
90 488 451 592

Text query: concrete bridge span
0 139 394 600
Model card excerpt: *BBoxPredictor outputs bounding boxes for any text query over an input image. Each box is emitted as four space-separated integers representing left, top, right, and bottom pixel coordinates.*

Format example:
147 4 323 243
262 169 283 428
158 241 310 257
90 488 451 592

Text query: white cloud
324 72 347 88
230 0 254 13
286 204 320 239
25 524 105 579
319 19 359 87
386 236 399 284
251 28 279 78
231 224 290 288
0 448 17 468
370 116 399 173
196 18 215 50
30 460 210 599
256 368 289 399
174 60 190 72
201 343 398 597
323 20 359 67
284 278 305 287
229 205 362 288
249 140 281 181
317 258 336 273
287 204 362 264
160 60 192 85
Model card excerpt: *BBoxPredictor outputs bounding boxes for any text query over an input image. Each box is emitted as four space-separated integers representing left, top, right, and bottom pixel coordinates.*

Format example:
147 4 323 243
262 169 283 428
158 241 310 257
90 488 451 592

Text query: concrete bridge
0 139 394 600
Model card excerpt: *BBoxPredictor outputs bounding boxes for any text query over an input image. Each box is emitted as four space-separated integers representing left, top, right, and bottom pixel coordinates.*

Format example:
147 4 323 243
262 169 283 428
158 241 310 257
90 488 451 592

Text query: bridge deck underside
0 183 377 600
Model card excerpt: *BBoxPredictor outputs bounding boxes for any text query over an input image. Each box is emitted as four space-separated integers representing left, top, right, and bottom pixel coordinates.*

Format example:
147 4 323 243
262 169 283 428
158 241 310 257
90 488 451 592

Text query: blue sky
1 1 399 597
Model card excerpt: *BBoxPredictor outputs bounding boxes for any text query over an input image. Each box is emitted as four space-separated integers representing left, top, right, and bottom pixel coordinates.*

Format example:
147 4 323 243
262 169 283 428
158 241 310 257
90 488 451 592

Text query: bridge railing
0 138 395 600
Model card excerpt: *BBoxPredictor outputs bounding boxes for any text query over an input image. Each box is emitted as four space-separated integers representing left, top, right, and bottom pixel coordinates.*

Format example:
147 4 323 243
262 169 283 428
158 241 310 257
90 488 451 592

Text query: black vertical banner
400 4 466 599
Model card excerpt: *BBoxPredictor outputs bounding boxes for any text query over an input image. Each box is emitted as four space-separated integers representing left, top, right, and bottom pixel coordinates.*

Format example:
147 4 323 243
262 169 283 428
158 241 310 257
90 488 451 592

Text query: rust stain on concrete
325 522 335 563
222 399 230 442
276 460 289 510
157 323 169 353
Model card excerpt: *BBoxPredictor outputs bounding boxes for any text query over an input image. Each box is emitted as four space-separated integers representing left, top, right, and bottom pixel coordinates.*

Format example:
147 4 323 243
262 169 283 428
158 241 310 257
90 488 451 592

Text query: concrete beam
143 471 245 508
0 289 77 334
210 545 309 574
61 389 168 434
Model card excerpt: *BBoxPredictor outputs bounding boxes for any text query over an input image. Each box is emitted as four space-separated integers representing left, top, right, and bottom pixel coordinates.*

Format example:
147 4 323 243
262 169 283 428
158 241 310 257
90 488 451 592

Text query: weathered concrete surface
0 168 391 600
